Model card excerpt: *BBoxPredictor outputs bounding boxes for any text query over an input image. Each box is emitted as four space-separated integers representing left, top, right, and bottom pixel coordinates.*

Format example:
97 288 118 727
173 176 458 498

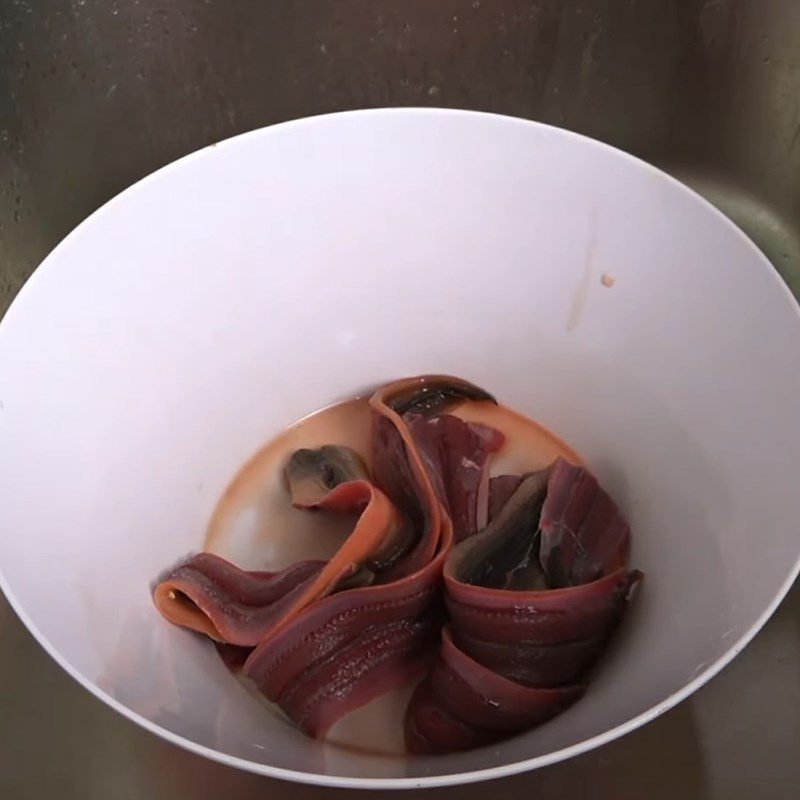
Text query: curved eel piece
405 457 642 753
405 628 584 754
242 377 480 735
154 444 409 645
153 553 324 645
153 376 641 750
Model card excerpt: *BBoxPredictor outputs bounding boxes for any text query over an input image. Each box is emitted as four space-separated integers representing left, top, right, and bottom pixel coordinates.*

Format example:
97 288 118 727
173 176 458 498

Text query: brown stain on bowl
567 211 598 332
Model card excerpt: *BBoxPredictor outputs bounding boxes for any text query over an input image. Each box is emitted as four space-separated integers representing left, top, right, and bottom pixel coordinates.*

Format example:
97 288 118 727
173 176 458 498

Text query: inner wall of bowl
1 111 800 781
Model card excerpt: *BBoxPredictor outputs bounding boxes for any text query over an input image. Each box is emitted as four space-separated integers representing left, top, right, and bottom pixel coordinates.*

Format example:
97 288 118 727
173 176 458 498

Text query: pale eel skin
154 375 642 752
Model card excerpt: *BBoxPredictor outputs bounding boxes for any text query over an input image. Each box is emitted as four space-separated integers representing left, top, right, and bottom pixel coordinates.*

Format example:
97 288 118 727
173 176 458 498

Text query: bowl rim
1 106 799 789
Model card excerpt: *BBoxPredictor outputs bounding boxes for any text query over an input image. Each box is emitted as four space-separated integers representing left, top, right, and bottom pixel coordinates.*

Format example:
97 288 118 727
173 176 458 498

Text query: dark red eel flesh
153 376 642 753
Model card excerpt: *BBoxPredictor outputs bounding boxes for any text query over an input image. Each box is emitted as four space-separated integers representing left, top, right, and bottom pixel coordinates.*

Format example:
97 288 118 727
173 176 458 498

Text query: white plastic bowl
1 109 799 789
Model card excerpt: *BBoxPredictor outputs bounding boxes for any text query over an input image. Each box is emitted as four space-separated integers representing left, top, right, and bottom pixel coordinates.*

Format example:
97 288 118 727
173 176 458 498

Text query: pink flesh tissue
153 375 642 753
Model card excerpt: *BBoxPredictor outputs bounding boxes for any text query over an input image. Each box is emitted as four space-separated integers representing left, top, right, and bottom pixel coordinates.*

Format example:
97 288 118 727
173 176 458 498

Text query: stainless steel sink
1 2 798 798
